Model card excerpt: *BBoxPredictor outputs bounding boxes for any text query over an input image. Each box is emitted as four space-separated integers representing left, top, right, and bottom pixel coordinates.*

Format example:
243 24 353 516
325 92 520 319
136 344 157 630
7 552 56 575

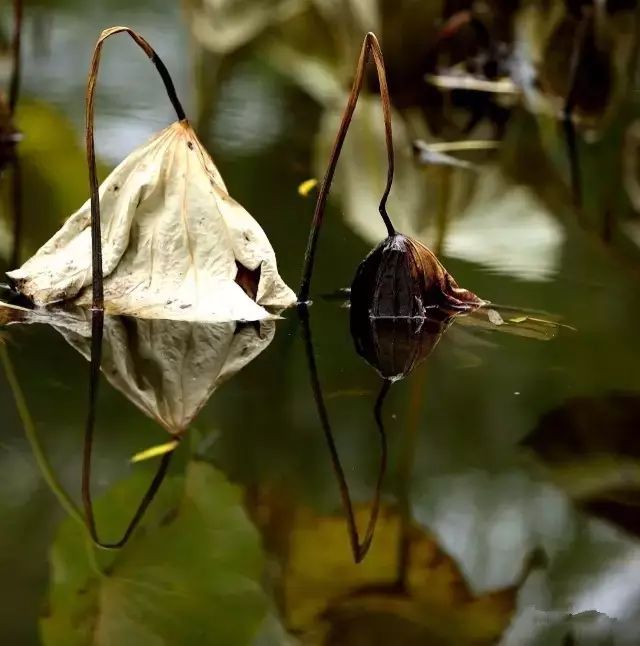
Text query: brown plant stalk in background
298 305 388 563
8 0 22 116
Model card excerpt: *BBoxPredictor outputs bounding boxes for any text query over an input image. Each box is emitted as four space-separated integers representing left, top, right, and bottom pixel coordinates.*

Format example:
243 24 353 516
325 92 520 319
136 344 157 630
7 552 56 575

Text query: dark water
2 1 640 644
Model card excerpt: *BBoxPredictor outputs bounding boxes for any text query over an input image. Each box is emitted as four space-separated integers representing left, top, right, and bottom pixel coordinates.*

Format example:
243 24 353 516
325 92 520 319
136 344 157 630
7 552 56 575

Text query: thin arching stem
85 26 186 313
298 304 388 562
8 0 22 116
82 26 185 548
298 32 395 303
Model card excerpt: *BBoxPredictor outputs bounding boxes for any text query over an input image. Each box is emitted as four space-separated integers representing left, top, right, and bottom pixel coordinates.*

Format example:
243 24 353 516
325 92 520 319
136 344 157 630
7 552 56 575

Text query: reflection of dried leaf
8 120 296 321
3 305 275 434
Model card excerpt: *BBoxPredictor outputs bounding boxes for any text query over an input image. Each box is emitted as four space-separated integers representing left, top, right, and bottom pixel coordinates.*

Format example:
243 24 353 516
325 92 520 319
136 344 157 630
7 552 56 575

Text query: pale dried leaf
7 120 296 321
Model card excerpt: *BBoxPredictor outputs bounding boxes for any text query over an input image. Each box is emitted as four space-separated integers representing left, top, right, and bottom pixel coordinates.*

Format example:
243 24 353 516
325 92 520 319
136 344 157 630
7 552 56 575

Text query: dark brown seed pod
350 233 484 318
298 34 485 313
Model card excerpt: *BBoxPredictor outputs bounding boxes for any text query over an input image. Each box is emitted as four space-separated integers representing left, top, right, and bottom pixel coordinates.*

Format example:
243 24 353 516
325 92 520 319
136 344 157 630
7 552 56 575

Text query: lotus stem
298 32 395 303
83 26 185 548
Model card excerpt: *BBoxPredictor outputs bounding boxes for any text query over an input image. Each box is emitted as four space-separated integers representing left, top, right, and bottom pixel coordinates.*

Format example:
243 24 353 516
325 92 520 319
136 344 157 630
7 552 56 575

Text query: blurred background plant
1 1 640 645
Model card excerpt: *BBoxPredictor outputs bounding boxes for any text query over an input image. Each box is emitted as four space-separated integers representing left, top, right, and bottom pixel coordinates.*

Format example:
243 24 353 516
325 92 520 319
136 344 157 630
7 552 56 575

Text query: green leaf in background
0 100 109 264
41 462 267 646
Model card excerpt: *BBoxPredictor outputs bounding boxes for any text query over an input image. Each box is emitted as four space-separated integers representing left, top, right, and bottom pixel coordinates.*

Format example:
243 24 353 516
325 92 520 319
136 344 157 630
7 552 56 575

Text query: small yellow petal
130 440 179 463
508 316 528 323
298 178 318 197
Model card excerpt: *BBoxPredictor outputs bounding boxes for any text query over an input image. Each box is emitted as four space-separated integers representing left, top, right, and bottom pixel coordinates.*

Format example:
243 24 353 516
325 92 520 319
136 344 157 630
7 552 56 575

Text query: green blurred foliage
42 462 267 646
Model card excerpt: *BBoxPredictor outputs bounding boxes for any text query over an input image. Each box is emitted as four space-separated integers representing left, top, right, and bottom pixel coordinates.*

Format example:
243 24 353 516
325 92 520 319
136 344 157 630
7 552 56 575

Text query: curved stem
298 32 395 303
86 25 186 313
298 304 388 562
83 26 185 548
0 345 83 525
8 0 22 115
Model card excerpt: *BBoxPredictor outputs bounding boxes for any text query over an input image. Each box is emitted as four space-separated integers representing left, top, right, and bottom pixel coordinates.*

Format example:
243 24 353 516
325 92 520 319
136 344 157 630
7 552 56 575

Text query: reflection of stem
9 0 22 115
9 154 21 268
298 304 388 562
298 32 395 303
82 308 176 548
0 345 83 525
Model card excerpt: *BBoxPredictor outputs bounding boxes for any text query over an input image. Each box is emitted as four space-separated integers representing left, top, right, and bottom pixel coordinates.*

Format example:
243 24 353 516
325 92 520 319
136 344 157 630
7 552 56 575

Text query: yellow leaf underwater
8 119 296 322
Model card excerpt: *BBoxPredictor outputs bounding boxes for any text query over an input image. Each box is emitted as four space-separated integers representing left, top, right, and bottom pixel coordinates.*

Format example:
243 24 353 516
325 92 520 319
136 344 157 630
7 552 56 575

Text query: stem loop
298 32 395 303
83 26 185 548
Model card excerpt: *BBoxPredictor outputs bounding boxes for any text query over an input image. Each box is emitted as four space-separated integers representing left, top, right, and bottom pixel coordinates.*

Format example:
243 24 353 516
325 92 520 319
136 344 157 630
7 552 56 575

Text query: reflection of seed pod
350 308 453 380
350 233 483 318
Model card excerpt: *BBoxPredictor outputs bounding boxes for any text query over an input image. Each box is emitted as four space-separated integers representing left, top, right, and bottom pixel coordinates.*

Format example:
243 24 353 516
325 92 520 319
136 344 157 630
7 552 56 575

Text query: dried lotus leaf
8 120 296 321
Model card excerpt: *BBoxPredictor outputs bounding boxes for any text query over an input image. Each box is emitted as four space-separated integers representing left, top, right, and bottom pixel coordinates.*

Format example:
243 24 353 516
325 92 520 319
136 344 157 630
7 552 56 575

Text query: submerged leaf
7 120 296 322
